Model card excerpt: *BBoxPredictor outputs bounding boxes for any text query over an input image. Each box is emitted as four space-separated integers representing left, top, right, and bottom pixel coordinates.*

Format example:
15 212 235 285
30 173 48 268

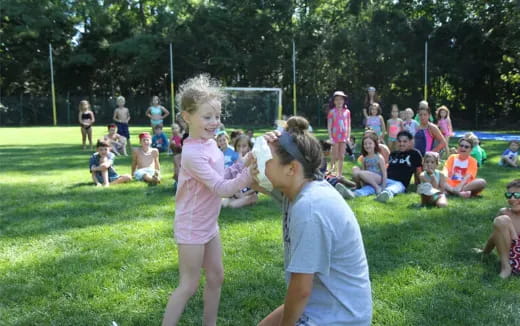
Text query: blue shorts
116 122 130 140
134 167 156 181
94 170 120 183
295 315 318 326
151 119 163 127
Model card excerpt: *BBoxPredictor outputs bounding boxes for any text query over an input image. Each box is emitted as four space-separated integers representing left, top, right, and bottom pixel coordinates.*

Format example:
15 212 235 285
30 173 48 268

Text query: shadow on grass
0 182 174 238
0 144 135 174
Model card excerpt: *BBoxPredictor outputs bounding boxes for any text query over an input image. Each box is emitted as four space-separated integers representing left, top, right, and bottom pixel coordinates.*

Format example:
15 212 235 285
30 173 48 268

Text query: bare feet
499 265 512 279
152 171 161 185
459 190 471 198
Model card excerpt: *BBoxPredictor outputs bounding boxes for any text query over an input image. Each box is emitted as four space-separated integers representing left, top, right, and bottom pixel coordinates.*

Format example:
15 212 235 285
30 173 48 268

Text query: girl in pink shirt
162 75 254 325
327 90 351 177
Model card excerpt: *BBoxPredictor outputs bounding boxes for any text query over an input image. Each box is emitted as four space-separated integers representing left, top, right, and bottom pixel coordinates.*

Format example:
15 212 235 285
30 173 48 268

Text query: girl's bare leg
111 174 132 185
87 127 93 149
257 304 284 326
329 144 337 173
81 127 87 149
357 170 383 193
352 166 362 188
162 244 205 326
202 235 224 326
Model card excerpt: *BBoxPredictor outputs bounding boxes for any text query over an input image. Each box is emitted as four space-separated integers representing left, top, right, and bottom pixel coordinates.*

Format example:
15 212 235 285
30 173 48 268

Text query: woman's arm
430 123 447 152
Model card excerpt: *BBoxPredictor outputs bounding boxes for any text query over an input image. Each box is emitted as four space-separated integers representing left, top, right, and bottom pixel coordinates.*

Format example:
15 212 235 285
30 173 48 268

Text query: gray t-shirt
282 180 372 326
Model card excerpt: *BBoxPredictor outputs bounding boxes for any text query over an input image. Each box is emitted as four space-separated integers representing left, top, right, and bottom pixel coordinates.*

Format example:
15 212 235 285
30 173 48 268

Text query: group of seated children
216 129 258 208
89 132 161 187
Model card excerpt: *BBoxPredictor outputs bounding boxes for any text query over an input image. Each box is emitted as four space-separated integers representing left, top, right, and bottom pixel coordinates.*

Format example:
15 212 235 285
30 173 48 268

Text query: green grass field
1 126 519 326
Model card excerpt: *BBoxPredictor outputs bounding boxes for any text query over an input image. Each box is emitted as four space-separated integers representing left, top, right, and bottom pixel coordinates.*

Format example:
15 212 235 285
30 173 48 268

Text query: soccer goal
222 87 282 127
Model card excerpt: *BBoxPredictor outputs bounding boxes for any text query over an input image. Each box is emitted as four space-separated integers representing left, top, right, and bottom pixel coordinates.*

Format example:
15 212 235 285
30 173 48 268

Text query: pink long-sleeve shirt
174 137 252 244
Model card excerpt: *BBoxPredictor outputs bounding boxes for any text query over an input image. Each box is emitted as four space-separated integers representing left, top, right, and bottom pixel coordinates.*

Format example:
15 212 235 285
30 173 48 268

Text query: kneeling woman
256 116 372 326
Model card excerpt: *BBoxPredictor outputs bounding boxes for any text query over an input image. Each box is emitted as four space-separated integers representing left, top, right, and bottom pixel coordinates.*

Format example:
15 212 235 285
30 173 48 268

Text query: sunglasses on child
505 192 520 199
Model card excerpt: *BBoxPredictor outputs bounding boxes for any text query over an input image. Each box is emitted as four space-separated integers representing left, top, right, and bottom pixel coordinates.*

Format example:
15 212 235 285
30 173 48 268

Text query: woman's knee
493 215 512 230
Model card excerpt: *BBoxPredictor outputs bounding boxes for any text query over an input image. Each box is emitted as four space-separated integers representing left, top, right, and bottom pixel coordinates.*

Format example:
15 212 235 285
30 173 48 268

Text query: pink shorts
332 142 346 160
510 238 520 275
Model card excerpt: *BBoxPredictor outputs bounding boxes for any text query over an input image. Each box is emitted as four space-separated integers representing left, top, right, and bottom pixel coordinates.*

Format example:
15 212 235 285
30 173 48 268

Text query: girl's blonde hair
176 74 226 114
79 100 90 111
435 105 450 120
117 96 125 103
423 151 440 165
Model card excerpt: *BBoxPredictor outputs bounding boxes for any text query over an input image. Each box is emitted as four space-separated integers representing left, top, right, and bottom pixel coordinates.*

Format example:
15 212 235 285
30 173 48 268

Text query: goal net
221 87 282 127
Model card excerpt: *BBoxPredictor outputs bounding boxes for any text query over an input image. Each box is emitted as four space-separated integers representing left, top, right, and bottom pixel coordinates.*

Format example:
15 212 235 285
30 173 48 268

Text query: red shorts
510 238 520 275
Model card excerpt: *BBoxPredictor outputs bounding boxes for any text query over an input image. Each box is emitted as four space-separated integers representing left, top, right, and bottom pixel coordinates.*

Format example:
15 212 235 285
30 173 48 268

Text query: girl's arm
380 115 386 136
379 154 387 188
346 111 351 140
184 151 252 197
145 107 152 118
447 117 453 135
439 173 446 193
419 172 428 184
161 106 170 118
430 124 447 152
362 108 369 119
399 119 404 131
78 111 83 124
90 111 96 125
327 112 333 139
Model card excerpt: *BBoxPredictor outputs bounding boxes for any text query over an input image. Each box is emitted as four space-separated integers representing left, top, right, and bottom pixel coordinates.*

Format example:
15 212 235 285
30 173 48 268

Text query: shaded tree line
1 0 519 127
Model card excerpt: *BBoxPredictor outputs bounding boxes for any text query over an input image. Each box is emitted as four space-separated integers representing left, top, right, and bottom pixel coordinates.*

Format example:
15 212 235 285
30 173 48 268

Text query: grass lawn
1 126 520 325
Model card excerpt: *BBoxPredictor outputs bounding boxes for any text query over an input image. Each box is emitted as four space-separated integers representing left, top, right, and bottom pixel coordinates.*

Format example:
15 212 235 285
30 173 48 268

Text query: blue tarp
453 131 520 142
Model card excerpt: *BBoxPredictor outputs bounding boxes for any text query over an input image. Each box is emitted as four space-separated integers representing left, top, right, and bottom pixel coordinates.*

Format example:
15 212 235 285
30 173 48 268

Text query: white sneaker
375 190 393 203
335 183 356 199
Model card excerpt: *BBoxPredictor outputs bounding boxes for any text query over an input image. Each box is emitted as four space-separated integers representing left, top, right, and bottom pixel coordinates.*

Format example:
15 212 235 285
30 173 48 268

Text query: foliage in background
1 0 519 127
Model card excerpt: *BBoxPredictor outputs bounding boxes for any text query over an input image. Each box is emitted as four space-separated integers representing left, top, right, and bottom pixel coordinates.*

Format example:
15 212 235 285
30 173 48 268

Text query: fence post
19 93 23 126
67 91 71 125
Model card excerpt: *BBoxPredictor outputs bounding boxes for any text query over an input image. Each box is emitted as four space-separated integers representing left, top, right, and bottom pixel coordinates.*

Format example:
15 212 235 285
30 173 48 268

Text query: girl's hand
263 130 281 143
248 158 259 178
242 152 255 167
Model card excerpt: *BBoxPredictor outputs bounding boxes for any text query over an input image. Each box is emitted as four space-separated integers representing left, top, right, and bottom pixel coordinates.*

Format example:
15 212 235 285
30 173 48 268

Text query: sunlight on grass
1 127 520 325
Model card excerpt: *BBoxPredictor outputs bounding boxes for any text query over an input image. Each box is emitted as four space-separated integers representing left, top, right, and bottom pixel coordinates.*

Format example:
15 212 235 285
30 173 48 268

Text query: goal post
222 87 283 127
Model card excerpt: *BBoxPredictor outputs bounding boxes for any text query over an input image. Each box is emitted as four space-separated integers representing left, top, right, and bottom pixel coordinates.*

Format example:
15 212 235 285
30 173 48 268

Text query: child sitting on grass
131 132 161 185
222 135 258 208
89 140 131 187
216 131 238 167
477 179 520 278
104 124 128 156
499 140 519 168
151 124 169 153
417 151 448 208
351 133 387 195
